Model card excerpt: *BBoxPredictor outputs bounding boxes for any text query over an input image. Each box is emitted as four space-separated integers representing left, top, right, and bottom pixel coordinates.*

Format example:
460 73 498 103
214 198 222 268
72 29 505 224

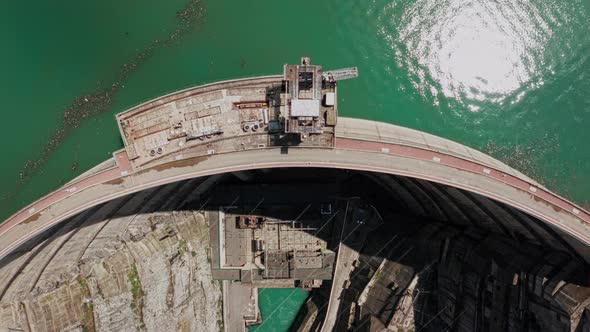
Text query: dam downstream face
1 0 590 221
1 168 589 332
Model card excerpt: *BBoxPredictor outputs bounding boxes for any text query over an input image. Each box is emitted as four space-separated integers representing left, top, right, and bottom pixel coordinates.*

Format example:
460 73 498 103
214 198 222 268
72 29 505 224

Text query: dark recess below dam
1 168 589 331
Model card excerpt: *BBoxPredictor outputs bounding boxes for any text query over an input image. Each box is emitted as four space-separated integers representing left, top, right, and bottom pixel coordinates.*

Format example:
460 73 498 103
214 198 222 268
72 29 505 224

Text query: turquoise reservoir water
1 0 589 220
0 1 589 330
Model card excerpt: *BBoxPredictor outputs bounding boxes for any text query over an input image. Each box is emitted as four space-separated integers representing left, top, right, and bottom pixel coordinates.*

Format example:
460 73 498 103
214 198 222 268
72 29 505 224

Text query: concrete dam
1 58 590 332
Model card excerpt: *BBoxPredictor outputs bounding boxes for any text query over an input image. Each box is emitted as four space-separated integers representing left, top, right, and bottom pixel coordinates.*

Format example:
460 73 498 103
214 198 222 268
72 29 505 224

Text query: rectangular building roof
291 99 320 117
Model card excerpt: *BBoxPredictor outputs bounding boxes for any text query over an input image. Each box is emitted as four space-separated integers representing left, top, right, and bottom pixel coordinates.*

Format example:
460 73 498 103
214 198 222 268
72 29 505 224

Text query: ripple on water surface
377 0 588 114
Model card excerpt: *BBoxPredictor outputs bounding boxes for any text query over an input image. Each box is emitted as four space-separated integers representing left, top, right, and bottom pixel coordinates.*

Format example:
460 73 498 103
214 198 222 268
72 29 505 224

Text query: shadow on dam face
1 167 589 331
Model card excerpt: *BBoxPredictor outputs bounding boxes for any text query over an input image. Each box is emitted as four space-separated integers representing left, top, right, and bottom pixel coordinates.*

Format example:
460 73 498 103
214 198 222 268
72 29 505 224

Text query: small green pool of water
249 288 310 332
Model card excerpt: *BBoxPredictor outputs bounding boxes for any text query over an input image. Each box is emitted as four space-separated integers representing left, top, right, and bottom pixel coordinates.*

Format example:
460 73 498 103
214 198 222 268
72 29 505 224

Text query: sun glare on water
379 0 579 111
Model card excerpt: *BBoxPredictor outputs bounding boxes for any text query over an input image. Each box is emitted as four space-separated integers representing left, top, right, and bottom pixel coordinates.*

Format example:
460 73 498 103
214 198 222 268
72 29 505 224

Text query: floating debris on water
484 132 560 189
5 0 205 202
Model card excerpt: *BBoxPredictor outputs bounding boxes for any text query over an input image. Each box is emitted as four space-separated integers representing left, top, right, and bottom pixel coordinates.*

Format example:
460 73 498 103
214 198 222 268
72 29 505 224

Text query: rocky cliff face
0 209 222 332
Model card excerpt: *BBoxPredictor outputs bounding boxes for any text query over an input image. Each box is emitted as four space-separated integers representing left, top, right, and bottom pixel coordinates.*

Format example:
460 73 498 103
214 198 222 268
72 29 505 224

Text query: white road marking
65 187 77 193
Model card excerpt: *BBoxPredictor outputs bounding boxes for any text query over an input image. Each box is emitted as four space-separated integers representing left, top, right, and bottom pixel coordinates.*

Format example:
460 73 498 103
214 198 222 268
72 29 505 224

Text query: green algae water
1 0 590 219
0 0 589 329
250 288 310 332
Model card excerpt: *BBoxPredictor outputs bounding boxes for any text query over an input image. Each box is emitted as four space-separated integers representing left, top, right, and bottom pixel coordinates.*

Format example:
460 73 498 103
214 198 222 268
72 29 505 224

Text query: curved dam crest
1 69 589 259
